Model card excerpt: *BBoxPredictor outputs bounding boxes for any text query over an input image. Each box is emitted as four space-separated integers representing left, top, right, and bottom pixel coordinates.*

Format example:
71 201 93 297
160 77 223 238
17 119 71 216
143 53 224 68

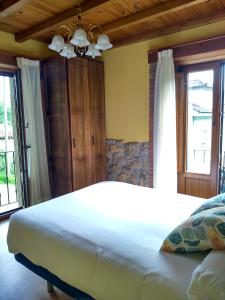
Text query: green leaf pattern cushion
161 206 225 253
191 193 225 216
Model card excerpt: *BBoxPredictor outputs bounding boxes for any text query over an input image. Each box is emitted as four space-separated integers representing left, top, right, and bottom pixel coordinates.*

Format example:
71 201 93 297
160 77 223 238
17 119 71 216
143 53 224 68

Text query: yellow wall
103 20 225 142
0 31 51 58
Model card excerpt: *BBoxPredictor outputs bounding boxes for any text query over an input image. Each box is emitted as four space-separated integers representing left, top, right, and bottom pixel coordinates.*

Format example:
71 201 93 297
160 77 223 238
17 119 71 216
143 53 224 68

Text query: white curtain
17 58 51 205
153 49 177 193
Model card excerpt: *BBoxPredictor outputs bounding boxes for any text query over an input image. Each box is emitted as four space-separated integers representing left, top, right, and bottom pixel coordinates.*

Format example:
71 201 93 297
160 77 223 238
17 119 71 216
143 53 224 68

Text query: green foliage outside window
0 155 15 184
0 102 12 125
0 99 15 185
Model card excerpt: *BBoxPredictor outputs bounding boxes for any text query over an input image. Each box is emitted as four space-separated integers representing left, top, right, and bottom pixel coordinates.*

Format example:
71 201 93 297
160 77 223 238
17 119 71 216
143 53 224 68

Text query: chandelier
48 13 113 59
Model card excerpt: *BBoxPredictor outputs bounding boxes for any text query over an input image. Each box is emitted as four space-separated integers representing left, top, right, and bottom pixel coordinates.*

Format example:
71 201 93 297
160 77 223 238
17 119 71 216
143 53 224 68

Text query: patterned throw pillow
161 206 225 253
191 193 225 216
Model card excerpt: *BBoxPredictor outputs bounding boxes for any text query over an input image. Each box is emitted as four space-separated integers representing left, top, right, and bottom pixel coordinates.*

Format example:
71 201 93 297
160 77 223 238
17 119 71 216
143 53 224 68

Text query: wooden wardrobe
41 56 106 197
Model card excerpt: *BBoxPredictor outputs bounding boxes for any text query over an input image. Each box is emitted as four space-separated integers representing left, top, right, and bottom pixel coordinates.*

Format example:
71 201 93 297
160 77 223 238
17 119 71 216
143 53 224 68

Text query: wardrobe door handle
91 136 95 145
72 138 76 148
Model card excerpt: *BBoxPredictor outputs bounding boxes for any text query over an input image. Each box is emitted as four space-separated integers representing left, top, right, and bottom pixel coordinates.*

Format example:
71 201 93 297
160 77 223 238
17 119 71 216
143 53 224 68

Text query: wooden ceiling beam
15 0 111 42
0 0 30 18
103 0 208 34
113 9 225 48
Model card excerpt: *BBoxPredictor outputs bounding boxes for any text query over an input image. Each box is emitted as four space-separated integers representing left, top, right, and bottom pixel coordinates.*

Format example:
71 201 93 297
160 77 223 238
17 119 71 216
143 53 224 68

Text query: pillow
161 206 225 253
191 193 225 216
187 250 225 300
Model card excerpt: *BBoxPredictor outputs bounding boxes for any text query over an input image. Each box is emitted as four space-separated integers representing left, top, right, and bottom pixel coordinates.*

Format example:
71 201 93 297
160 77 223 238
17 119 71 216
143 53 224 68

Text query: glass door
177 62 221 198
0 71 27 214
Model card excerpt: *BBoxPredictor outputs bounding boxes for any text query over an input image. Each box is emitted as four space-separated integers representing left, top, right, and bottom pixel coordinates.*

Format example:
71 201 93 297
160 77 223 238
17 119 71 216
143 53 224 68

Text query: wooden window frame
181 62 221 176
0 53 17 72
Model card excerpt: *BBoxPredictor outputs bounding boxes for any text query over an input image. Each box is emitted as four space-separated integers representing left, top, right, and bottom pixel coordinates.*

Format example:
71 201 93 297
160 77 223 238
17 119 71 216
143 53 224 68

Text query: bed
7 181 209 300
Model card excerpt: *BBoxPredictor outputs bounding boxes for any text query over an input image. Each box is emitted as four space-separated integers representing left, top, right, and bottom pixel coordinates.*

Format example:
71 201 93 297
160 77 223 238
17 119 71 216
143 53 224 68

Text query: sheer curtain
153 49 177 193
17 58 51 205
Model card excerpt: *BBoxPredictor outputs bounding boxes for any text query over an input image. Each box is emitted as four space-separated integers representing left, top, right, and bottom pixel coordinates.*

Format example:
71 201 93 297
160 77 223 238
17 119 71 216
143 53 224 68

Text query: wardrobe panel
42 56 72 197
88 60 106 183
68 58 88 190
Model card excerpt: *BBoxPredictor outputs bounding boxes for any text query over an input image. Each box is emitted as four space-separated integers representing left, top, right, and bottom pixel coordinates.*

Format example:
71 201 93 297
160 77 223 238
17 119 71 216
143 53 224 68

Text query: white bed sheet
7 181 207 300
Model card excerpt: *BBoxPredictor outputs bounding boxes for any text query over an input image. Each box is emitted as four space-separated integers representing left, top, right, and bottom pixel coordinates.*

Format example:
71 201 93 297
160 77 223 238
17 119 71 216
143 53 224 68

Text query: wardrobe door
68 58 88 190
87 60 106 184
42 56 72 197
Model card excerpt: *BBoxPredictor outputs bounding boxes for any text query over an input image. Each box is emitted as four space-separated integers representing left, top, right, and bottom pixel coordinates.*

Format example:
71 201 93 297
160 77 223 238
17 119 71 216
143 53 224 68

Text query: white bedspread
7 182 207 300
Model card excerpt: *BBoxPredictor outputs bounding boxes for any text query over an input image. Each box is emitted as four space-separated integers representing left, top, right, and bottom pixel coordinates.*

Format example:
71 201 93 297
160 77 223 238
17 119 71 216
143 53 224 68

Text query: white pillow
187 250 225 300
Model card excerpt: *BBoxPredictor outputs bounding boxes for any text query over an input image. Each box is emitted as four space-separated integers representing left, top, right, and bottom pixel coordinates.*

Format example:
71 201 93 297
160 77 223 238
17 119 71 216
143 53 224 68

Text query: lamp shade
95 34 113 51
60 44 76 58
70 28 90 47
48 35 65 53
86 44 101 59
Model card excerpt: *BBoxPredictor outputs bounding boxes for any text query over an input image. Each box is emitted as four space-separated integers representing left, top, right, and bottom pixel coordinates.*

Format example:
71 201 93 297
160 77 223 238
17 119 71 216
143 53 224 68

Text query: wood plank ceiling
0 0 225 47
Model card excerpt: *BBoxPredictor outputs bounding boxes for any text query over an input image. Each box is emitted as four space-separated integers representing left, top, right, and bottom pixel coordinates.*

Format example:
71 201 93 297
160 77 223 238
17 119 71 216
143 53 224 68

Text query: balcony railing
193 149 210 163
0 150 17 207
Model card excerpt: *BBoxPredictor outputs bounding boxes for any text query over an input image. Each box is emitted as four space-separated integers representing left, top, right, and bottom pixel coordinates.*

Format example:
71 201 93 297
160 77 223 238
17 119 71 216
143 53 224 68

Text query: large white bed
7 181 208 300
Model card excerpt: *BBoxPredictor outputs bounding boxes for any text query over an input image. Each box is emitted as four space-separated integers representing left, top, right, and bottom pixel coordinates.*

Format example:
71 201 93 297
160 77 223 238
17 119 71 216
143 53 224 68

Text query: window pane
186 70 213 174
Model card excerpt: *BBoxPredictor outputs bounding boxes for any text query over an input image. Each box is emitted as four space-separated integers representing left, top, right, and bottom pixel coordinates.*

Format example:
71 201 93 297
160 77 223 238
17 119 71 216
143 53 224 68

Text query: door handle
72 138 76 148
91 136 95 145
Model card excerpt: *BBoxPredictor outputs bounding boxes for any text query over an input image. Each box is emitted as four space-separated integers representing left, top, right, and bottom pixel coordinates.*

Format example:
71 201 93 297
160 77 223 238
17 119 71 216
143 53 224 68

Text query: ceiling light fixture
48 9 113 59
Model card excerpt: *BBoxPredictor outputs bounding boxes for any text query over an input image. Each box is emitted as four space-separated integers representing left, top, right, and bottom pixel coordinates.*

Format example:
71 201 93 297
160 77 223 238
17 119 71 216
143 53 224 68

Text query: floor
0 220 72 300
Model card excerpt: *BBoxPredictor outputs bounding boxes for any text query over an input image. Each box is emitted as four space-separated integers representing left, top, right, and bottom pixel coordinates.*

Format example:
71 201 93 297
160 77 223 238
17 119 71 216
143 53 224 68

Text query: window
186 70 214 174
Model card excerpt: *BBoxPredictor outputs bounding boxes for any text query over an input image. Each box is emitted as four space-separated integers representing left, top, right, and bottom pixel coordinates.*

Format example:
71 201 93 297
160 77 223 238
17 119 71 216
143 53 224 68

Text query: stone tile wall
106 139 150 187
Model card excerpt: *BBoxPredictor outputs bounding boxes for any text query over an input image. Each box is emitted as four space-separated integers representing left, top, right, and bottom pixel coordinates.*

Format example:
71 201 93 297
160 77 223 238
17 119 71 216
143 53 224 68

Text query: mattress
7 181 207 300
